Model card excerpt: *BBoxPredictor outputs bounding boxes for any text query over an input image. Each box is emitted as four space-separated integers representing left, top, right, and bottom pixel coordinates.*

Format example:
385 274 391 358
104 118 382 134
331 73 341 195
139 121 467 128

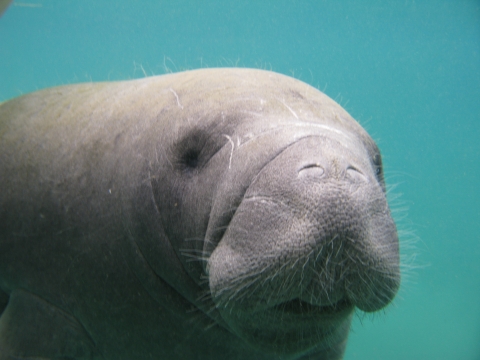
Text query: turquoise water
0 1 479 359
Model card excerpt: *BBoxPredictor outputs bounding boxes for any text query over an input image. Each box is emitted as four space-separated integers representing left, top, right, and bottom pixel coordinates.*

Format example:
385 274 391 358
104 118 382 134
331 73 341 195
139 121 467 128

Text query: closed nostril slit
298 164 325 179
346 166 367 182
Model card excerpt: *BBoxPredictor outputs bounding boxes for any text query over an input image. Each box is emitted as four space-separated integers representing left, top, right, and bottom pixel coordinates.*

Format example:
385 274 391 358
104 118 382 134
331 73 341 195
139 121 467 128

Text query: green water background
0 1 479 359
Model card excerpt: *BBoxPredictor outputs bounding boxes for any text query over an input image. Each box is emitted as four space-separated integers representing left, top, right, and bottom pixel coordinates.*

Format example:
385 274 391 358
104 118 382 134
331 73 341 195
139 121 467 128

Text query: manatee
0 68 400 359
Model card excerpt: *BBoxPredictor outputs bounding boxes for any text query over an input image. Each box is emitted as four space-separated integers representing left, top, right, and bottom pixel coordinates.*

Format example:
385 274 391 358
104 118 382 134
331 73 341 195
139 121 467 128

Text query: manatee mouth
273 298 352 316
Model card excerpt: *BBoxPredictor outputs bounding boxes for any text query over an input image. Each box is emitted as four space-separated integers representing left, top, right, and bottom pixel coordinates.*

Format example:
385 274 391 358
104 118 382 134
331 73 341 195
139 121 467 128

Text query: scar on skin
279 99 299 119
223 135 234 169
169 88 183 109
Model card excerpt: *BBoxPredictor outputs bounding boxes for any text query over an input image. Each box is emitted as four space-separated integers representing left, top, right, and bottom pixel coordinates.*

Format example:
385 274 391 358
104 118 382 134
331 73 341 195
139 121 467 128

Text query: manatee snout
207 135 400 353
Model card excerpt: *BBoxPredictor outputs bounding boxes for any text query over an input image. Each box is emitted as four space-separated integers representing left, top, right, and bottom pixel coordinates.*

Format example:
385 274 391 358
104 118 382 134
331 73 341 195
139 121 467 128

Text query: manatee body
0 68 400 359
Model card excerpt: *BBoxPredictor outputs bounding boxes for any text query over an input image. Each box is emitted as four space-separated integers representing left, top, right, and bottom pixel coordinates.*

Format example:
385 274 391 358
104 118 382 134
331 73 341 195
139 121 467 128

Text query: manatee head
150 69 400 357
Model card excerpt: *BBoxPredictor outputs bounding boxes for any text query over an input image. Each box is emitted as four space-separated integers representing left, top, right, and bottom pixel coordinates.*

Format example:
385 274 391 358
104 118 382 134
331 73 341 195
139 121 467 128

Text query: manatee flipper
0 289 95 360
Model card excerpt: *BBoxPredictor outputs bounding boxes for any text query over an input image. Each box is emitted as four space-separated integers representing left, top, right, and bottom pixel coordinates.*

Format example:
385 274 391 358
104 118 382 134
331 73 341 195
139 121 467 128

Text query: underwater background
0 1 478 359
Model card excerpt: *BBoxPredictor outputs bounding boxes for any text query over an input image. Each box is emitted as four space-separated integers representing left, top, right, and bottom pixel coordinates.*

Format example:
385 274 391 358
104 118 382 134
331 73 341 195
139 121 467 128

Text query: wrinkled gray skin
0 68 400 359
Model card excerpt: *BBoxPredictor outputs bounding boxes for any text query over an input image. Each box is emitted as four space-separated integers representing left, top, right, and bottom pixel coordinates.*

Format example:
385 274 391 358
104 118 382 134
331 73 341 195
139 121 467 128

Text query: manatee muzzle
207 136 400 315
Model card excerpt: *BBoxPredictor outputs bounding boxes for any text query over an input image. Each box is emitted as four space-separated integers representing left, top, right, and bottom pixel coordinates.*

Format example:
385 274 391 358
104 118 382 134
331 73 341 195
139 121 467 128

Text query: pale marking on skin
236 122 355 151
169 88 183 109
223 135 235 169
279 99 299 119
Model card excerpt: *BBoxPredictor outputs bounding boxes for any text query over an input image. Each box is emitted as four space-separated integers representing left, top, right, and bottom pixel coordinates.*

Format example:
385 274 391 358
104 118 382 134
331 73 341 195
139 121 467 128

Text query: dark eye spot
172 120 236 176
173 127 225 175
182 148 200 169
173 131 207 174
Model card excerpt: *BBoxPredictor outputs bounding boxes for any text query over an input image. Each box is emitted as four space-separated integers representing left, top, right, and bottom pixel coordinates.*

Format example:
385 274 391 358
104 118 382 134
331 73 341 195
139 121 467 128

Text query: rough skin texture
0 68 399 359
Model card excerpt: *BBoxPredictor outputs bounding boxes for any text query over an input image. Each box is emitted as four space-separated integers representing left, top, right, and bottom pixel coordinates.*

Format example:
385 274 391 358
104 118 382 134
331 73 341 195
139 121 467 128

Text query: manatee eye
173 132 206 174
173 128 225 174
182 148 200 169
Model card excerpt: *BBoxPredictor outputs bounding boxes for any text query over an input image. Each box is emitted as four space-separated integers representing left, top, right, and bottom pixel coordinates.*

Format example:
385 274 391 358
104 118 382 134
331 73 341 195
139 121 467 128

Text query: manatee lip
273 298 352 316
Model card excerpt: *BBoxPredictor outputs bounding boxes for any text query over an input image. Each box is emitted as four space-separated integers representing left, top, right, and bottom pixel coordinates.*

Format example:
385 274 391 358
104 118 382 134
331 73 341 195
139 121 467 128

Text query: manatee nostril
346 166 367 182
298 164 325 179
